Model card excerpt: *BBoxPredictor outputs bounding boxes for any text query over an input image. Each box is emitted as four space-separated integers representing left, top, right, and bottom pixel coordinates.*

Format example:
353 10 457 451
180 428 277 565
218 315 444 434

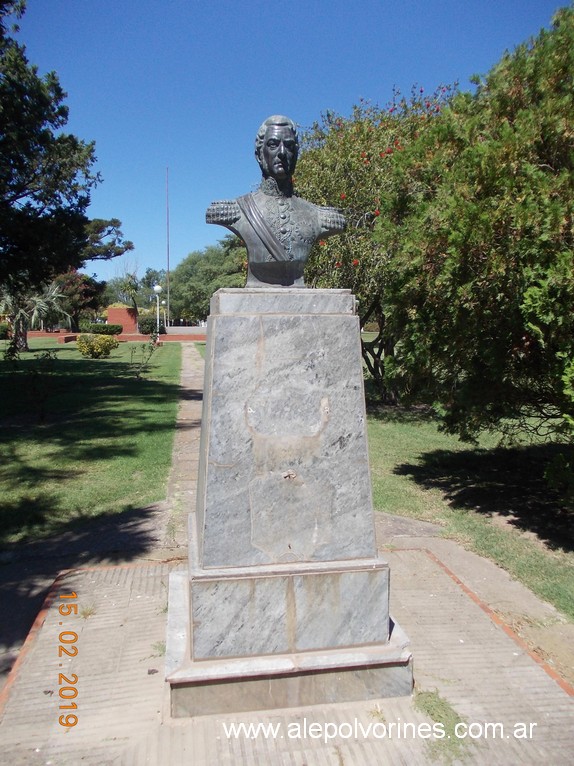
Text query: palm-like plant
0 282 70 352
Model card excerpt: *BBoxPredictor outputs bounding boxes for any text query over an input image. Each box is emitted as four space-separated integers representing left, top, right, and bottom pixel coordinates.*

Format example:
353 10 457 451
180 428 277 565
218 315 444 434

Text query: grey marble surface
190 564 389 659
210 287 356 315
196 291 377 569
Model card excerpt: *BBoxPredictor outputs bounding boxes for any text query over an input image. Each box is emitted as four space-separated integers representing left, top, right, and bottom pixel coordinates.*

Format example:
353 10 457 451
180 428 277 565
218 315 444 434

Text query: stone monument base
166 570 412 717
165 288 413 717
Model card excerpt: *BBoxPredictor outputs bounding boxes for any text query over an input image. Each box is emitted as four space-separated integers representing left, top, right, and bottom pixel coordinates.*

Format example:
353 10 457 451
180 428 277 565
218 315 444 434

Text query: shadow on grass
367 401 437 425
0 348 182 543
0 493 63 540
0 503 164 562
394 443 574 553
0 347 185 678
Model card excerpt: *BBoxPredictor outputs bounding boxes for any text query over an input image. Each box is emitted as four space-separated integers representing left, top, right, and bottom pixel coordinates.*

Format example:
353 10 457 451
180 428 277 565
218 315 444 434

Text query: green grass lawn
0 338 181 545
368 405 574 620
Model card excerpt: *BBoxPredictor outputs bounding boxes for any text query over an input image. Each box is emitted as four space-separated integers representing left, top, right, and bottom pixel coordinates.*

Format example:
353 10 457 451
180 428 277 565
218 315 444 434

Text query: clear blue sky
15 0 566 283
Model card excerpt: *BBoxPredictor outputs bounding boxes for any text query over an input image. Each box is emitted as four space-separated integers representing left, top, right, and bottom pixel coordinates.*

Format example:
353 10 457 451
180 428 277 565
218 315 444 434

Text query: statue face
261 125 297 180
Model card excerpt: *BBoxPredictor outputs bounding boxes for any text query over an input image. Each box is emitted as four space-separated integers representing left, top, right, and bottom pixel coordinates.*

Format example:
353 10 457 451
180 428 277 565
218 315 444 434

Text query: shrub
0 322 10 340
77 334 120 359
138 316 166 335
85 323 123 335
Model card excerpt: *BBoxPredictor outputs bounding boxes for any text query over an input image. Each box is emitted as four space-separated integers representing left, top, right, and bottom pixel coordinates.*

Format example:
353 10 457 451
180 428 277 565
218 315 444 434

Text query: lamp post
161 300 167 328
153 284 162 335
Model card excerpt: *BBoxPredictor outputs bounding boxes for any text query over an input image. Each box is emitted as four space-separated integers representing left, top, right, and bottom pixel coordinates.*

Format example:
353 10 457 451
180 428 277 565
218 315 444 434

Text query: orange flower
319 240 326 246
373 209 380 216
352 259 359 266
340 193 346 200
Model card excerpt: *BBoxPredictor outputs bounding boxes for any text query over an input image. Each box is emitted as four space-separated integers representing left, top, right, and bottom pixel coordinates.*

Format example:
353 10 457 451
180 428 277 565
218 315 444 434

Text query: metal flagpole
166 166 171 326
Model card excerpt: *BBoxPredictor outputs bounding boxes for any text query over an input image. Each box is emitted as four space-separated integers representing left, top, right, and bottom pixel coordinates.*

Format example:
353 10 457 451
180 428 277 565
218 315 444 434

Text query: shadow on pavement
0 503 166 687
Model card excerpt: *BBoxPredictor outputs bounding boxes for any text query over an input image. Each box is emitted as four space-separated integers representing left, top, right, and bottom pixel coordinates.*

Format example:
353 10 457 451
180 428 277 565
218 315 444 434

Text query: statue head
255 115 299 181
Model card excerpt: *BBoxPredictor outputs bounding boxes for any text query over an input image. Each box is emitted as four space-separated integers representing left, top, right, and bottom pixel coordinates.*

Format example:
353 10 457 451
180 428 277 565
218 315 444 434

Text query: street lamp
161 300 167 328
153 284 162 335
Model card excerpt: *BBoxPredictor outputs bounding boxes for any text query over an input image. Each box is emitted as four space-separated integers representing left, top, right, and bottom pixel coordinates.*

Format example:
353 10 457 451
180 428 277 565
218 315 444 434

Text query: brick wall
107 306 138 334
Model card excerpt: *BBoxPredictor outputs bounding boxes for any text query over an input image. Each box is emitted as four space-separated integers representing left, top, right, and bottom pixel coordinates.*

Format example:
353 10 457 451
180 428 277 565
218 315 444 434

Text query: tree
53 269 106 330
0 2 131 288
0 1 94 287
376 6 574 443
170 236 245 323
296 89 454 399
139 267 167 309
102 272 140 311
81 218 133 264
140 267 167 290
102 266 170 313
297 5 574 450
0 280 69 351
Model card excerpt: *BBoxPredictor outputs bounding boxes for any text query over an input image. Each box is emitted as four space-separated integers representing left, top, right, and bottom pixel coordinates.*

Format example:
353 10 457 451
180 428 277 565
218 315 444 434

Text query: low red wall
28 331 207 343
107 306 138 334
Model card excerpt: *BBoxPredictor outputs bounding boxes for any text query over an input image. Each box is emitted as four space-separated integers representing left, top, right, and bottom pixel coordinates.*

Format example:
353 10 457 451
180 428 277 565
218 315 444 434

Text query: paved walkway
0 344 572 765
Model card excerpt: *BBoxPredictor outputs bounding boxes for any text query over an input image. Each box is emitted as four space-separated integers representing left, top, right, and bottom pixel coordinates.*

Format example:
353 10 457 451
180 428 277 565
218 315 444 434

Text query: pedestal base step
166 571 413 718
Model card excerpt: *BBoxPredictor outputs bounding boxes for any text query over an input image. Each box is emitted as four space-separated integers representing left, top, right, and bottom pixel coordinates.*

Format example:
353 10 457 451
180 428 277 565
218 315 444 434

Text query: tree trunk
13 316 29 352
359 298 397 404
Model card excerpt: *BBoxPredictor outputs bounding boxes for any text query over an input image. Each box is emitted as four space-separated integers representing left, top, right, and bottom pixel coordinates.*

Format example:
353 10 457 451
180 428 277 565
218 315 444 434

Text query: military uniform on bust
206 115 345 288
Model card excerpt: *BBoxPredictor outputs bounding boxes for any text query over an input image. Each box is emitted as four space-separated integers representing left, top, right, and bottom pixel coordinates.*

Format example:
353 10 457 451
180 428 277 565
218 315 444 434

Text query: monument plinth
166 288 412 717
167 115 411 715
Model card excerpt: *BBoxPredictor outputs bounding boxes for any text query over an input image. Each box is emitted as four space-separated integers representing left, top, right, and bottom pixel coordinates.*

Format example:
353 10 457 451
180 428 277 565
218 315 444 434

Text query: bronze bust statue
206 115 346 287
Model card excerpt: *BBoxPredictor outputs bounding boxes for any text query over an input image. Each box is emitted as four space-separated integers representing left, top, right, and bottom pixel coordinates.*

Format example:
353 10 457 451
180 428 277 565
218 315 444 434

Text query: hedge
85 323 123 335
138 316 166 335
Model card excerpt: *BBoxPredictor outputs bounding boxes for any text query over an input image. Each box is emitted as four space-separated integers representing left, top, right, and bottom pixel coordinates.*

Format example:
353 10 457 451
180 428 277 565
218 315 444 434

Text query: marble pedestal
166 288 412 716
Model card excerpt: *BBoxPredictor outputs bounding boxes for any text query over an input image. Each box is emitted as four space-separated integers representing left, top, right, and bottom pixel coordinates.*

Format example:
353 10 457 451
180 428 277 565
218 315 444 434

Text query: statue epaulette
320 206 346 231
205 200 241 225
